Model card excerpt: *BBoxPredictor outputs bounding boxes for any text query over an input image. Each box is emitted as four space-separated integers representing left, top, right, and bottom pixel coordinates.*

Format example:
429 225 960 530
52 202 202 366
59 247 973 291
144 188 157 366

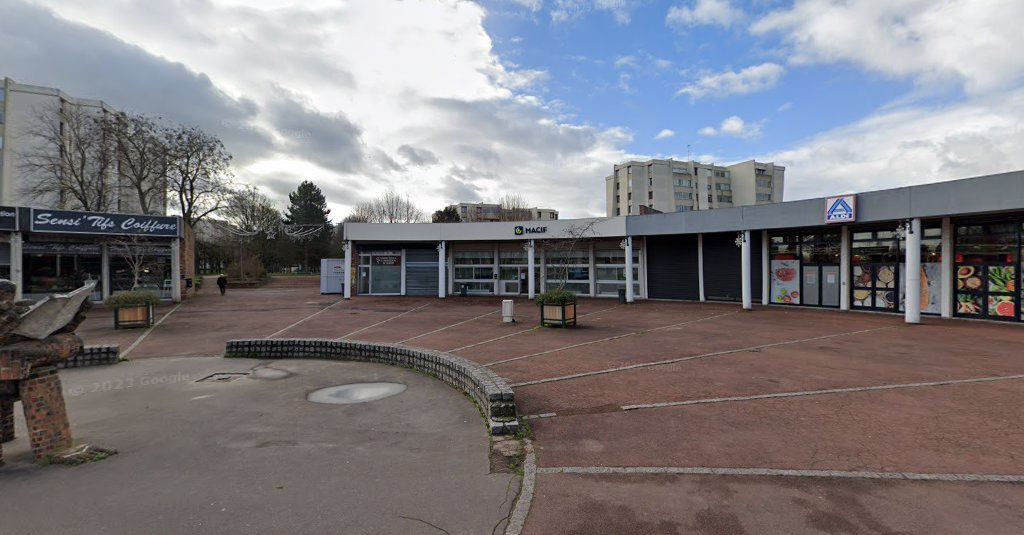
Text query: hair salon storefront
0 207 184 302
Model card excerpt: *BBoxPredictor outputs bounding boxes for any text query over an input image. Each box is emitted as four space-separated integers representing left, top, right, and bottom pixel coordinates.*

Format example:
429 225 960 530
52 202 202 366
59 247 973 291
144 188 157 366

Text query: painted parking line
447 305 621 353
512 325 898 387
120 303 184 359
486 312 736 367
265 299 344 339
398 310 499 344
622 373 1024 411
337 303 432 340
537 466 1024 483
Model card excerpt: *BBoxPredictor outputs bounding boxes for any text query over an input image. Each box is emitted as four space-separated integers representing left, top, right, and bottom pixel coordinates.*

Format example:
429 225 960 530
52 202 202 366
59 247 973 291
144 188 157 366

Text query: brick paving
74 281 1024 534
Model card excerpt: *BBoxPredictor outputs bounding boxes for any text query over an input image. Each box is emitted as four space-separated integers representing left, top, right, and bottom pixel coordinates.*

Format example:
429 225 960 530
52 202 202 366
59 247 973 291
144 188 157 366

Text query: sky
2 0 1023 219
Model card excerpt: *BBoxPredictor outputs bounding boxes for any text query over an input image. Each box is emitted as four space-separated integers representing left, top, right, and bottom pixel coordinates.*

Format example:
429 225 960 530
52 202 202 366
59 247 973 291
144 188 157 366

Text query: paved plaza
6 276 1024 534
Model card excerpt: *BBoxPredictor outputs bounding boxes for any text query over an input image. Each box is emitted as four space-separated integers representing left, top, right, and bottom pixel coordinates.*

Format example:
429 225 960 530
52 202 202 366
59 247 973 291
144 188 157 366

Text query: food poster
771 260 800 304
954 265 1017 317
852 264 896 308
852 265 873 307
955 265 984 315
898 263 941 314
987 265 1016 318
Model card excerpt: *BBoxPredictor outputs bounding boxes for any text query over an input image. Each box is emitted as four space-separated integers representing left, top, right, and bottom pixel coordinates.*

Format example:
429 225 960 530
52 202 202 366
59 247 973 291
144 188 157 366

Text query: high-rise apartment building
450 202 559 222
605 158 784 217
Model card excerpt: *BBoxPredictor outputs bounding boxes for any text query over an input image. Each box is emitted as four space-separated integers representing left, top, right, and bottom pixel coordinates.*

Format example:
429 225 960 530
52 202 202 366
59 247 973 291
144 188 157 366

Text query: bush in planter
104 290 160 308
536 288 577 327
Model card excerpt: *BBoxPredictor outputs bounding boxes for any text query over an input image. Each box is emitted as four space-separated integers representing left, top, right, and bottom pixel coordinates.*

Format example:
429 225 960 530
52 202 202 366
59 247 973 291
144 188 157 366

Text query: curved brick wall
224 339 519 435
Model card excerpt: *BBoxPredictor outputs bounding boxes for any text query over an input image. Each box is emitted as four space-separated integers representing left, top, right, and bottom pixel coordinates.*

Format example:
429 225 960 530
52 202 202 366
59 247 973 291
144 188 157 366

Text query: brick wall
19 366 72 460
225 339 519 435
0 399 14 443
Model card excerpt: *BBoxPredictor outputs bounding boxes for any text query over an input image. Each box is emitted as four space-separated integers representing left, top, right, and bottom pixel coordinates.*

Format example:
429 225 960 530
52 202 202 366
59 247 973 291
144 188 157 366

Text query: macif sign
824 195 856 223
514 225 547 236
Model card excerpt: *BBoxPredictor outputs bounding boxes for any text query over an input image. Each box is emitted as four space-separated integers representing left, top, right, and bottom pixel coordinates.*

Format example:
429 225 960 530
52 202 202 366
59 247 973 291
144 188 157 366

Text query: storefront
953 218 1022 321
769 230 841 307
5 207 184 302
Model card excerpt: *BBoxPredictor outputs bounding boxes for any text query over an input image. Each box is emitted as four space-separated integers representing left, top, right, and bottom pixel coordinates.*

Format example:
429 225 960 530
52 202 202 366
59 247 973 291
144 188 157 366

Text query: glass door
851 230 899 311
954 222 1020 320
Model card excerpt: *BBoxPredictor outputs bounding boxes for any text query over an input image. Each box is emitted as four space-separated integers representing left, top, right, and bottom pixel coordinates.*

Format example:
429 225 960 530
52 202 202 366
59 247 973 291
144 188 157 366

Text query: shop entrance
769 232 840 307
499 267 525 295
358 251 402 295
801 264 841 307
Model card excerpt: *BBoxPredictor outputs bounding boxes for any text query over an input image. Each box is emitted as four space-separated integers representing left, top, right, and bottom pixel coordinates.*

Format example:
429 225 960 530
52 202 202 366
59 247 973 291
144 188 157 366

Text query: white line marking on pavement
448 305 620 353
266 299 344 339
621 373 1024 411
398 310 499 344
337 303 431 340
190 395 214 401
512 325 898 387
536 466 1024 483
486 312 735 367
120 303 184 359
520 413 557 420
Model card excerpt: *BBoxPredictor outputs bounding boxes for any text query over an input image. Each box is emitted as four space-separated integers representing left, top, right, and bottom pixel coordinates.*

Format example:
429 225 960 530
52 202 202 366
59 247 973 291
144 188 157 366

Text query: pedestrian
217 274 227 296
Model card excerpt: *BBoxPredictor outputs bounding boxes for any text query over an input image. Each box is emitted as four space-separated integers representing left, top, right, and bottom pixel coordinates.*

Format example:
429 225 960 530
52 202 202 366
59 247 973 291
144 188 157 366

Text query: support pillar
840 226 851 311
624 236 635 303
343 241 352 299
741 230 752 311
20 367 72 460
100 243 111 301
10 233 22 301
697 234 705 302
941 217 953 318
905 218 922 324
171 239 182 303
527 240 536 300
761 230 769 306
437 241 446 298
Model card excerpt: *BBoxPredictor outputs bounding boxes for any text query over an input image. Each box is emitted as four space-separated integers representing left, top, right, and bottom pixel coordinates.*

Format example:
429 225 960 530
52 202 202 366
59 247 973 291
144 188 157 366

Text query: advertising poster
899 263 941 314
771 260 800 304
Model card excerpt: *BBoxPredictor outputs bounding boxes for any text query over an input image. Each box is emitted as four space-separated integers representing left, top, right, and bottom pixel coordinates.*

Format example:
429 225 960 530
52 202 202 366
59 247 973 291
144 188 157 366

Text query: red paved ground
75 280 1024 534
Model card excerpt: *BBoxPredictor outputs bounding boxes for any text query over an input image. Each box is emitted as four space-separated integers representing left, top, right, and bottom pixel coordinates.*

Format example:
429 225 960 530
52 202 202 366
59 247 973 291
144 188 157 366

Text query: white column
741 230 752 310
171 238 182 302
527 240 536 300
343 240 352 299
905 218 922 324
940 217 953 318
761 230 769 306
697 233 706 302
100 242 111 301
588 242 596 296
624 236 635 303
10 232 23 301
437 241 446 299
840 225 851 311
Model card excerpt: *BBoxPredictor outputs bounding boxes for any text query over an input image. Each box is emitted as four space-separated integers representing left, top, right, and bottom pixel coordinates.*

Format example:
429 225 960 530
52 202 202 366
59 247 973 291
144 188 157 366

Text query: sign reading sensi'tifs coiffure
824 195 856 224
31 209 180 237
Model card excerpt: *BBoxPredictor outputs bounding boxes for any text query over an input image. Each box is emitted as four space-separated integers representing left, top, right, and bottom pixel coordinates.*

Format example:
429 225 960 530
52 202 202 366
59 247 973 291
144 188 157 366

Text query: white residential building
605 158 784 217
449 202 559 222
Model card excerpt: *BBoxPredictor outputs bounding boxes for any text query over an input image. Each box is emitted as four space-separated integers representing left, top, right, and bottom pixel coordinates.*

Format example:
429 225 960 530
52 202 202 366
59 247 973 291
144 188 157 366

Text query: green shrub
105 290 160 308
535 288 577 307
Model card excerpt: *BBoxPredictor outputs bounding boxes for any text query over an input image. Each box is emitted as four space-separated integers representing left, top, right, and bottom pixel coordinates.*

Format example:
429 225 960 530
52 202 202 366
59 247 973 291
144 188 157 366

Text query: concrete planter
114 304 154 329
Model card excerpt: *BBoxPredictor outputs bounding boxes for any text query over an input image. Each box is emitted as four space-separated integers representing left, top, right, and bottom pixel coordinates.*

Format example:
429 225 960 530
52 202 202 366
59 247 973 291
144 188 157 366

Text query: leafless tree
353 190 425 223
112 113 168 215
541 219 601 291
17 102 117 211
498 193 532 221
165 125 233 226
109 236 163 292
223 186 281 236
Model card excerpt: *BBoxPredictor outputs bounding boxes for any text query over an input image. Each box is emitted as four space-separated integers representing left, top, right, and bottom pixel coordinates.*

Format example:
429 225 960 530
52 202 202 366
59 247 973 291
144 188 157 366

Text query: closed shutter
703 232 741 302
405 248 439 296
647 235 699 300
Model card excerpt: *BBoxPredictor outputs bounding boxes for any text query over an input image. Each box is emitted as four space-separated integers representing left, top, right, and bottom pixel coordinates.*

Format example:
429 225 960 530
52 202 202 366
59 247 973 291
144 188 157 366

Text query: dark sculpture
0 279 94 463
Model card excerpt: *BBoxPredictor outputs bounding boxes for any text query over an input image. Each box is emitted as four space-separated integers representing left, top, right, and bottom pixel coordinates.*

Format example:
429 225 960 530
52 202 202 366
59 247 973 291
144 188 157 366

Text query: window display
954 222 1020 320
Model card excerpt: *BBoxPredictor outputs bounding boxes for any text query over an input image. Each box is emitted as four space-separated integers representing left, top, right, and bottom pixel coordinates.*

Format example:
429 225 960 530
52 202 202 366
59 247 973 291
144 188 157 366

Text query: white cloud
762 88 1024 200
508 0 544 11
551 0 639 25
751 0 1024 95
677 63 785 100
777 101 792 112
654 129 676 140
666 0 743 28
613 55 636 69
8 0 630 218
698 116 762 139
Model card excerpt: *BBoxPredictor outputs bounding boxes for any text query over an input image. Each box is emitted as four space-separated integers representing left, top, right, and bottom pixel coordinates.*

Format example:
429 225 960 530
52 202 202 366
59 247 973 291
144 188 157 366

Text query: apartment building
450 202 559 222
605 158 784 217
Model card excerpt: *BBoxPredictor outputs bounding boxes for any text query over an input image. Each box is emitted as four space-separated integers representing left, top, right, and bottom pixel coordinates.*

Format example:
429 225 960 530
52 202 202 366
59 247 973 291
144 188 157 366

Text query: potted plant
536 288 577 327
106 290 159 329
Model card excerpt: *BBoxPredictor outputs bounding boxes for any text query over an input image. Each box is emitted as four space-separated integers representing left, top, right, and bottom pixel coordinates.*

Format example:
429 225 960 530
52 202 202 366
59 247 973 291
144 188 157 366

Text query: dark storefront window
955 222 1020 320
851 230 899 311
769 232 840 306
23 245 103 300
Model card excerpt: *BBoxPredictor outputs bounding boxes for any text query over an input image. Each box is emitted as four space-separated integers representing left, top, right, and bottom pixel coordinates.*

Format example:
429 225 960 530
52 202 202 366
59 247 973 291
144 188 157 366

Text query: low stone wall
224 339 519 435
58 345 120 369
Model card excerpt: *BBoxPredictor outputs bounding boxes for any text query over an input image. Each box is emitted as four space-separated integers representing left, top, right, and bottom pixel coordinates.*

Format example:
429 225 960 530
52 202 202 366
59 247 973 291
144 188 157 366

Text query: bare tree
165 125 233 226
541 219 600 291
498 193 532 221
18 102 117 211
223 186 281 235
112 113 168 215
109 236 163 292
354 190 425 223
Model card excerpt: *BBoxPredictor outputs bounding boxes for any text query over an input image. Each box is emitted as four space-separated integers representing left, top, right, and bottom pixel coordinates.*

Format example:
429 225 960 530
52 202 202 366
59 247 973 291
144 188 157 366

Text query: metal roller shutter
647 235 699 300
405 248 439 296
702 232 741 302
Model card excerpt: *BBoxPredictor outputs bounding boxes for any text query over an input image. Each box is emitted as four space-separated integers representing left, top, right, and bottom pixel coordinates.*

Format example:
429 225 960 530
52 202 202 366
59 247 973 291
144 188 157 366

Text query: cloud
666 0 743 28
551 0 640 25
508 0 544 10
751 0 1024 95
263 93 365 173
614 55 637 69
397 145 440 166
777 101 792 112
698 116 762 139
676 63 785 100
654 129 676 140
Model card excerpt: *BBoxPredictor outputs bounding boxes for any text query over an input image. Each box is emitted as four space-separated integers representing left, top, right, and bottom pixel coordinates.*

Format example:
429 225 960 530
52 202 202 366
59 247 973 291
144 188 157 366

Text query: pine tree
284 181 333 271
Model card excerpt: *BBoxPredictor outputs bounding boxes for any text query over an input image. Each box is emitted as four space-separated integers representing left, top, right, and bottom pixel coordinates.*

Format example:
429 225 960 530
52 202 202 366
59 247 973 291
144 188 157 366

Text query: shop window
851 230 899 311
954 223 1020 320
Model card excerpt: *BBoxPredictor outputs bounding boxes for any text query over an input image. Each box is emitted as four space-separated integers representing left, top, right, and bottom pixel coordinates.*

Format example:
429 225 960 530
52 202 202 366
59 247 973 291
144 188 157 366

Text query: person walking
217 274 228 296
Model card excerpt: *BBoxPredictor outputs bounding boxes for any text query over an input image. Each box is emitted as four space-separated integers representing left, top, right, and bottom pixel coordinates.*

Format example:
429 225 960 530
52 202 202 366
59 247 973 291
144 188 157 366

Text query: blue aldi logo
824 195 856 223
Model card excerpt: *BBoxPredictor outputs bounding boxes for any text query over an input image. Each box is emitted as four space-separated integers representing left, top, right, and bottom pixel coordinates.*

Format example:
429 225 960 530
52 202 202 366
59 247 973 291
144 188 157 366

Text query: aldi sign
824 195 856 223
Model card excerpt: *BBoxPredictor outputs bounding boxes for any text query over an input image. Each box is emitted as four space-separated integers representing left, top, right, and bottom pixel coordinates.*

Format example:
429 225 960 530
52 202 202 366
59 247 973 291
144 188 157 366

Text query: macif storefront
2 207 184 302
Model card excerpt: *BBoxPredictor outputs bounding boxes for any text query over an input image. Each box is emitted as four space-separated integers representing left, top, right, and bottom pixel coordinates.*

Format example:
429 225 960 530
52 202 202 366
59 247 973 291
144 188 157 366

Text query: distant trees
112 113 168 215
352 190 425 223
164 125 233 227
284 181 332 270
431 206 461 223
498 193 532 221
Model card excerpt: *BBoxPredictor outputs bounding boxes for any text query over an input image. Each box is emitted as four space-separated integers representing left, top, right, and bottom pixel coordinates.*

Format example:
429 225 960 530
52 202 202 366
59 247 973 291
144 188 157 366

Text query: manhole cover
307 383 407 405
196 372 249 383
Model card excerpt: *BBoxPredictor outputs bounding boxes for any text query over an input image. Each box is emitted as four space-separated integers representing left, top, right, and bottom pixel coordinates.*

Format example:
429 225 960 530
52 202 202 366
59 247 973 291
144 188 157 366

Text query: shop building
343 170 1024 324
0 206 184 302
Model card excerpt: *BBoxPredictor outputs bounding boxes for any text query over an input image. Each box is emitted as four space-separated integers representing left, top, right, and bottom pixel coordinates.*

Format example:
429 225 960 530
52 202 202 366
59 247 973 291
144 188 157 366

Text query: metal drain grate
196 372 250 383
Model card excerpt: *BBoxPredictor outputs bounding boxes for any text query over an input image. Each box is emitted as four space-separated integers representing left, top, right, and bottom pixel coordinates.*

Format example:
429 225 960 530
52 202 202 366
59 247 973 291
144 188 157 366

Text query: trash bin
460 284 468 297
618 288 626 304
